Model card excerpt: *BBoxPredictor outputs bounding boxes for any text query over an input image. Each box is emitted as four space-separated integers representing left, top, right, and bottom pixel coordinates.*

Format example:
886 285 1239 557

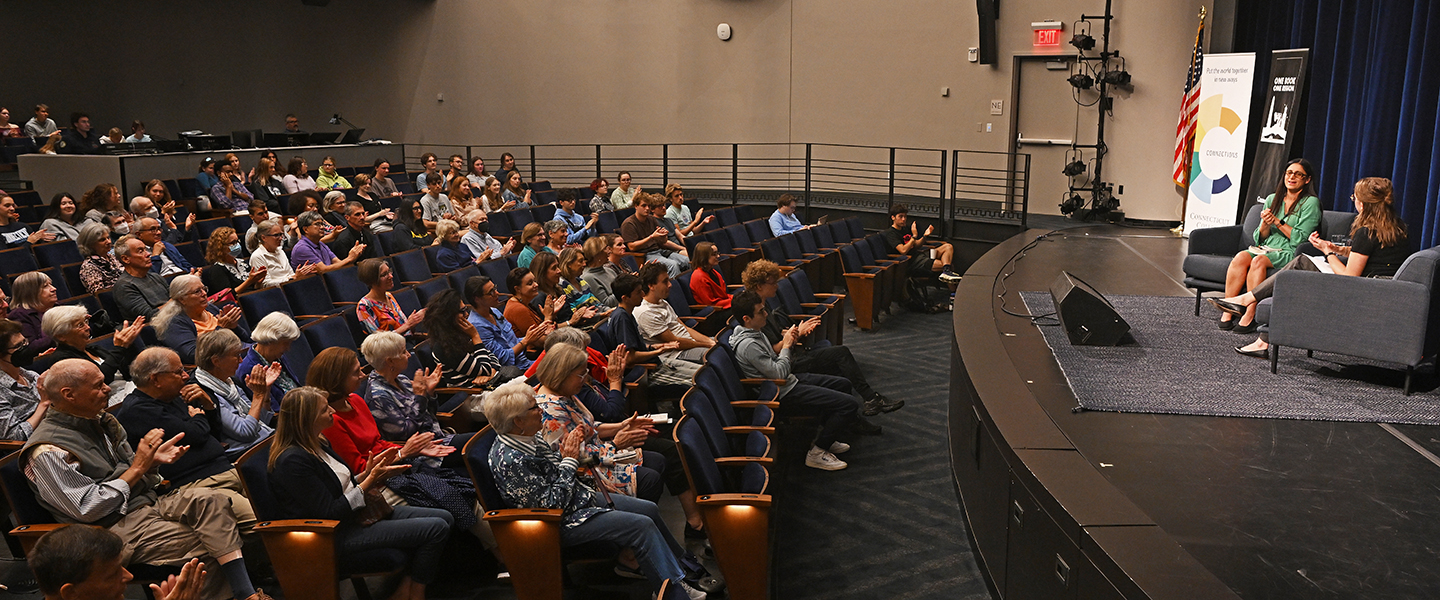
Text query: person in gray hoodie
730 290 859 471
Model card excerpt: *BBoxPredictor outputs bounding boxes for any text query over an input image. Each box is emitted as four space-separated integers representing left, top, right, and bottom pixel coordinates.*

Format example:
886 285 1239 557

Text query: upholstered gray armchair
1262 248 1440 395
1183 204 1356 315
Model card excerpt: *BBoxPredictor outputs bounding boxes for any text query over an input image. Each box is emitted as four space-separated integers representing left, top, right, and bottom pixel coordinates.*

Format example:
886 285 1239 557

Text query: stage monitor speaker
1049 271 1132 346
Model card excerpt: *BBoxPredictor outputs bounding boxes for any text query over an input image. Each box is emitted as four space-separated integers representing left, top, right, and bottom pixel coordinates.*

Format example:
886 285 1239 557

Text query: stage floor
953 223 1440 599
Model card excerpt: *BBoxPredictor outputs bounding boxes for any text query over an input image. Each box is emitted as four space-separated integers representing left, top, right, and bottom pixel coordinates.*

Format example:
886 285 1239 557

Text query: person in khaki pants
22 359 272 600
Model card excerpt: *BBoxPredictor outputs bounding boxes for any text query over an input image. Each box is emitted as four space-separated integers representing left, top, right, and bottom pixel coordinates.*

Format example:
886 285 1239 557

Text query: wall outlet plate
990 100 1003 115
942 87 950 97
968 48 979 62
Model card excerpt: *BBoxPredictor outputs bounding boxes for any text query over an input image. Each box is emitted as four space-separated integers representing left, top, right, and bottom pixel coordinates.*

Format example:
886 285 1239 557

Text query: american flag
1173 16 1206 188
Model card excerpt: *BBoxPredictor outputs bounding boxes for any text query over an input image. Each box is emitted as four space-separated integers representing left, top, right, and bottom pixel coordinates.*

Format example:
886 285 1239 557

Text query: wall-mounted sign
1032 21 1063 47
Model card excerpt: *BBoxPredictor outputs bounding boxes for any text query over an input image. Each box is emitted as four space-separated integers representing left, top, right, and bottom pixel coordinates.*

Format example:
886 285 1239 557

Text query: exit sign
1032 20 1063 47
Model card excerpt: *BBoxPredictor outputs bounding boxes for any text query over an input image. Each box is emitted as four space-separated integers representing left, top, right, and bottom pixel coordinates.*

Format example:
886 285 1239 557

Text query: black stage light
1068 73 1094 90
1063 160 1087 177
1102 70 1132 86
1060 193 1085 215
1095 188 1120 212
1070 33 1095 51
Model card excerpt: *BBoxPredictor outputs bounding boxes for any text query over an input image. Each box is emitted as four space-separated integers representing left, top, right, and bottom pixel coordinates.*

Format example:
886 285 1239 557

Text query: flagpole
1172 6 1207 237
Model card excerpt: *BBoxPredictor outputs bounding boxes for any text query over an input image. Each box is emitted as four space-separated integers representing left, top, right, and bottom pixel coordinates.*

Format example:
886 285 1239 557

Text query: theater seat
672 415 771 600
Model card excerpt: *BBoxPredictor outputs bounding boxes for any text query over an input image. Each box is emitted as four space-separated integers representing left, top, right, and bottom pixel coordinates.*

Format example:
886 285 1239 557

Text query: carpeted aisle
772 308 990 600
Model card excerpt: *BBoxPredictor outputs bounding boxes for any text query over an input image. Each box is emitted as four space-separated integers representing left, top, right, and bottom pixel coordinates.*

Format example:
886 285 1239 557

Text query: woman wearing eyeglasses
314 156 352 190
153 275 249 365
38 305 146 401
1216 158 1321 333
248 218 319 288
610 171 640 210
194 329 276 458
420 290 505 390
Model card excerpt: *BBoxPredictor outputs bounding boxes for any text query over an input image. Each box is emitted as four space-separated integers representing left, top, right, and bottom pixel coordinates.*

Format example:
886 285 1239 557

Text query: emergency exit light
1032 21 1063 47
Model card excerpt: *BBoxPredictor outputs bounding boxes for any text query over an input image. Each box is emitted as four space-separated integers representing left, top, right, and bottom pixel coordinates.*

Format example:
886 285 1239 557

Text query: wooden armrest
722 425 777 435
844 272 878 279
680 317 702 326
400 280 425 287
483 508 565 522
695 493 772 507
254 519 341 533
776 266 796 272
731 400 780 409
740 378 786 385
0 440 26 454
10 523 65 539
727 285 745 290
715 456 774 465
799 303 824 308
294 314 328 320
814 293 845 299
434 387 484 395
333 301 359 306
801 253 822 257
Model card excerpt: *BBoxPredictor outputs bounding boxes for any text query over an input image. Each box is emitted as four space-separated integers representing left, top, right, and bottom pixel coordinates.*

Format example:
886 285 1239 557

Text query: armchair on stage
1259 247 1440 395
1183 204 1356 315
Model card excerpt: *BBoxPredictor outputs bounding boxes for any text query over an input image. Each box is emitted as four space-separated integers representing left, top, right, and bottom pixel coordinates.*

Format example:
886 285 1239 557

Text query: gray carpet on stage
1021 292 1440 424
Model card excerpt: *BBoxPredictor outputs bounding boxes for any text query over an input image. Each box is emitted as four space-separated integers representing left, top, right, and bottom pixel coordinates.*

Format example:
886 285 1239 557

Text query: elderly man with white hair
21 359 273 600
481 380 708 600
39 305 146 403
113 347 255 529
460 209 510 258
238 313 303 412
113 234 171 321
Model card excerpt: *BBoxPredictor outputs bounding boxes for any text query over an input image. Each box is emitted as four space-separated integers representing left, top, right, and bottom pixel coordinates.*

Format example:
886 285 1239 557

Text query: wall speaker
1049 271 1132 346
975 0 998 65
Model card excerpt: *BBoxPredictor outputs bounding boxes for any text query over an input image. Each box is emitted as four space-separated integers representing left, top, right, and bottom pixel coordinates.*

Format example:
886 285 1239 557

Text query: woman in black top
421 290 505 391
201 227 267 295
393 198 433 251
251 156 288 214
268 386 452 600
1214 177 1411 357
37 305 145 387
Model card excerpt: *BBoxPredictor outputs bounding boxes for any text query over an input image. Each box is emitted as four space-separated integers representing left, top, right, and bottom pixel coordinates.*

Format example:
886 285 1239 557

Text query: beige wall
8 0 1215 221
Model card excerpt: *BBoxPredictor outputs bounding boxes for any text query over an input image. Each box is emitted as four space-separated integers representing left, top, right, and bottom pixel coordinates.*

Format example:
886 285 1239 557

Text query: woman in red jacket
688 242 731 309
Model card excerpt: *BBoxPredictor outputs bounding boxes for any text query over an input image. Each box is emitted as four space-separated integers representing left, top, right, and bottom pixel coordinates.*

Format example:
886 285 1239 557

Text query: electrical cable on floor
993 225 1110 324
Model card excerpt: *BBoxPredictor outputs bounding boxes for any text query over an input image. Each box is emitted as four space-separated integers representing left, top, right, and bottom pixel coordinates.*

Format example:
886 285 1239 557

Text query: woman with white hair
76 221 123 294
360 331 459 458
39 305 146 401
153 275 248 365
8 271 59 354
238 312 303 412
195 329 280 457
482 380 706 599
432 219 480 271
248 219 318 288
0 320 47 440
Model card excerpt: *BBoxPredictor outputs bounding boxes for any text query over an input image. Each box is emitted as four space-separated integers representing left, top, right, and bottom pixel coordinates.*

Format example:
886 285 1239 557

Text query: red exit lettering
1034 29 1062 46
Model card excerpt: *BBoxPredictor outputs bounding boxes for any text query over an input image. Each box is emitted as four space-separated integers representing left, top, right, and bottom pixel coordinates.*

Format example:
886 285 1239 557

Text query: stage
949 224 1440 599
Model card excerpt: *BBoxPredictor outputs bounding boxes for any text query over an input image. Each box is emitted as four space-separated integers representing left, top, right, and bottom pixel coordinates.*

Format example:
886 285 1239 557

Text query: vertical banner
1242 49 1310 217
1184 52 1257 232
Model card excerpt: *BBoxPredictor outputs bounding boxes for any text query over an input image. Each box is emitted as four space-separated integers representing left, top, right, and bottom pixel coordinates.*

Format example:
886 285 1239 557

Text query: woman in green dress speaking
1219 158 1321 333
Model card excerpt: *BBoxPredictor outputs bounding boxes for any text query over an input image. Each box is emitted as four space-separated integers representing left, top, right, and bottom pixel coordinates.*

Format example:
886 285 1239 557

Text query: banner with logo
1184 52 1257 232
1241 49 1310 218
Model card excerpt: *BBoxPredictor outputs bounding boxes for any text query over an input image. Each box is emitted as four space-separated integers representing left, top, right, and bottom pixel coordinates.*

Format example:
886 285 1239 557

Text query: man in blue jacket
135 217 194 276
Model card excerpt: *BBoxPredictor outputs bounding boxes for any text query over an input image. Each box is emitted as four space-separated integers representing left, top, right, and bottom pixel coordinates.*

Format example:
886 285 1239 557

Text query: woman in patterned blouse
76 222 123 294
360 331 462 465
356 259 426 335
0 320 48 441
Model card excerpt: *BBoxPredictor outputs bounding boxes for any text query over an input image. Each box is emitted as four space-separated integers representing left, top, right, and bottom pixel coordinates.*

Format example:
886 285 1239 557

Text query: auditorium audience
433 219 486 270
321 191 349 228
201 227 265 295
251 157 287 213
393 198 434 250
0 107 19 138
314 156 352 190
209 162 254 213
611 274 692 385
479 175 513 213
115 347 257 528
633 263 713 369
102 127 125 145
688 242 731 309
224 153 250 187
1216 177 1413 358
29 525 208 600
448 176 476 216
242 198 276 250
494 153 521 190
1217 158 1322 332
0 320 47 441
579 235 623 307
767 194 807 237
124 119 151 143
741 260 899 419
556 247 610 320
444 155 466 188
731 290 858 471
24 358 271 600
357 258 427 335
533 252 602 327
621 194 690 277
353 174 396 233
464 275 546 370
293 211 366 273
79 183 124 225
266 386 452 600
544 219 570 255
885 203 961 285
131 181 195 244
74 223 123 295
481 380 707 599
152 275 249 365
665 184 711 235
422 290 506 389
554 189 599 244
590 178 614 213
40 306 144 398
114 235 171 320
196 157 221 193
420 176 455 224
193 329 275 458
329 201 384 261
249 218 318 288
0 193 54 248
9 271 59 354
239 313 302 411
58 112 101 155
252 150 283 179
611 171 639 209
39 192 82 241
461 209 511 258
516 222 552 269
502 170 533 210
416 152 441 190
372 158 404 198
282 156 316 193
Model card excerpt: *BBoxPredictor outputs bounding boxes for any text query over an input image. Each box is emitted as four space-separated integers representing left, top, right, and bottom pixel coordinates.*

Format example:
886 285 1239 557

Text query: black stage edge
949 225 1440 599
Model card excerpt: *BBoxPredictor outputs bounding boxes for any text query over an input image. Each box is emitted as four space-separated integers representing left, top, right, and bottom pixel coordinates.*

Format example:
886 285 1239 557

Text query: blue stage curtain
1236 0 1440 249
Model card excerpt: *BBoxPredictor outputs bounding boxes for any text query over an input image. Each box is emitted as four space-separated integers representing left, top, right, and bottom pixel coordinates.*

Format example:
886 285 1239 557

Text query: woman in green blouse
1219 158 1321 333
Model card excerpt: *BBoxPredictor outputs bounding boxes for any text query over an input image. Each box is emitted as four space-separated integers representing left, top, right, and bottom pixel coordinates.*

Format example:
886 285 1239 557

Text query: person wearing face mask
201 227 267 296
460 209 511 258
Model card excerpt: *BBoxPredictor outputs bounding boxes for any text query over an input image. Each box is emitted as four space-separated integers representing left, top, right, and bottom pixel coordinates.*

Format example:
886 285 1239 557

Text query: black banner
1242 49 1310 218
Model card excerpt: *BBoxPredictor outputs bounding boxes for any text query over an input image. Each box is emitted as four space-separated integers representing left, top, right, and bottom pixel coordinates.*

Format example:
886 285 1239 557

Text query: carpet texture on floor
1021 292 1439 424
772 309 990 600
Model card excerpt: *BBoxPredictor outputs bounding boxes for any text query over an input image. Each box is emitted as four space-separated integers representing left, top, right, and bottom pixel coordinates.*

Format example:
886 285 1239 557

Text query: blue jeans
562 494 686 591
336 506 454 585
645 250 690 278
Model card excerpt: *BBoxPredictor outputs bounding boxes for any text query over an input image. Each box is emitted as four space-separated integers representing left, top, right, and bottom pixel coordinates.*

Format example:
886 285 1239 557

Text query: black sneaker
862 397 884 416
849 418 883 435
870 393 905 413
684 523 708 540
939 266 962 283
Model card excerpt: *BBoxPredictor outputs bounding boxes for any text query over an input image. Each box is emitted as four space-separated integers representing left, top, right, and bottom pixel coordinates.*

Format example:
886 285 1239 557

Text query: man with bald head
21 359 272 600
114 348 254 528
134 217 192 276
112 235 169 321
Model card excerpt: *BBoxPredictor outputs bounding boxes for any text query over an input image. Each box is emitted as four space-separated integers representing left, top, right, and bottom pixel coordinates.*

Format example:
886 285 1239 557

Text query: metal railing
402 142 1029 236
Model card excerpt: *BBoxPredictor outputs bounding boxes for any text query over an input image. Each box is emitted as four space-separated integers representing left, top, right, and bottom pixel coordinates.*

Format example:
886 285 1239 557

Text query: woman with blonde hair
153 274 248 364
251 156 287 213
268 386 453 600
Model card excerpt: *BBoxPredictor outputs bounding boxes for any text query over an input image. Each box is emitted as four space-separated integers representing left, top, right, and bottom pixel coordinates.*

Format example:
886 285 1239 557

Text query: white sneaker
679 579 709 600
828 441 850 454
805 446 848 470
939 268 963 283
